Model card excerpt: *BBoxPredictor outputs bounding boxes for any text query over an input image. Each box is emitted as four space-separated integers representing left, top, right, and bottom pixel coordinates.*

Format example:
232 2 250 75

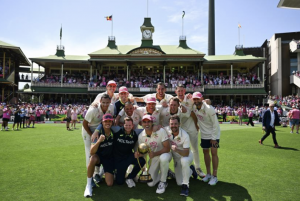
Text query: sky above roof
1 0 299 61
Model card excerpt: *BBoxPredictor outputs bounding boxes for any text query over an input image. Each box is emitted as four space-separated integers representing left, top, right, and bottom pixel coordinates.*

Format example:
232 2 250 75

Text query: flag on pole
60 26 62 40
105 15 112 21
238 24 241 28
182 11 185 18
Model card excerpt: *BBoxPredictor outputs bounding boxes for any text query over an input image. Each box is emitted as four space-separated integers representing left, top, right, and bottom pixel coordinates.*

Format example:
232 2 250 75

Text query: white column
201 64 203 85
61 63 64 87
163 65 166 83
263 47 265 86
31 62 34 86
231 63 233 88
38 65 40 78
127 65 129 81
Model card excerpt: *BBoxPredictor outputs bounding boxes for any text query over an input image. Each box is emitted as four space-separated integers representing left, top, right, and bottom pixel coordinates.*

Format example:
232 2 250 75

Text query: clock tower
140 17 154 47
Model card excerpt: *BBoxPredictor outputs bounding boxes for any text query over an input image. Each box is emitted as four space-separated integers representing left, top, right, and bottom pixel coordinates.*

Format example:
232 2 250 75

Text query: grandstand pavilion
22 17 266 104
0 41 31 103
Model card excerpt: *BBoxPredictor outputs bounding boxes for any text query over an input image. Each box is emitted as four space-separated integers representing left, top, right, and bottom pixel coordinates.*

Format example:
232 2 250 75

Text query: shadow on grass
263 144 299 151
90 179 252 201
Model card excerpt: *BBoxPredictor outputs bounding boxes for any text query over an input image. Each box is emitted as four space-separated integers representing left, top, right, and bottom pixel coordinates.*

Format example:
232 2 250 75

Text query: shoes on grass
274 144 280 148
126 178 136 188
208 176 218 185
202 174 211 182
258 140 263 145
156 181 168 194
196 167 206 178
190 165 198 179
180 184 189 196
84 184 92 197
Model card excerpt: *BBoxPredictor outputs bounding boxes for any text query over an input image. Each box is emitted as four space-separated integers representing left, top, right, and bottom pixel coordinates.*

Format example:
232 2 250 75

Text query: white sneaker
290 131 293 134
208 176 218 185
196 168 206 178
84 184 92 197
126 179 136 188
202 174 211 182
156 182 168 194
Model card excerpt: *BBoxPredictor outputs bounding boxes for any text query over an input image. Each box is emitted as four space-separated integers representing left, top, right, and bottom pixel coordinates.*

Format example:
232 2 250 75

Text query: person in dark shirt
114 86 135 117
114 117 145 188
13 106 21 130
84 114 115 198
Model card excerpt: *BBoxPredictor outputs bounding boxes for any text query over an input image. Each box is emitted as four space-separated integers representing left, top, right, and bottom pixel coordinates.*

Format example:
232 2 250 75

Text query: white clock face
143 30 152 39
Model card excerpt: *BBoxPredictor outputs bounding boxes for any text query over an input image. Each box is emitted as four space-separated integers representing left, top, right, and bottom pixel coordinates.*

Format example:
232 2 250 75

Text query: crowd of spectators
0 63 9 77
34 70 261 88
268 95 300 108
36 72 90 85
203 72 260 85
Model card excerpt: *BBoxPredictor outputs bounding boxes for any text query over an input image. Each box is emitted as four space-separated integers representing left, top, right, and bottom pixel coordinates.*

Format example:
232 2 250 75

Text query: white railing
88 86 204 92
32 83 88 88
204 84 264 89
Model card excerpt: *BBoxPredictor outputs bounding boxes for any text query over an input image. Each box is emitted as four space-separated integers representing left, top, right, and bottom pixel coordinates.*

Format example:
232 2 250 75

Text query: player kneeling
164 115 197 196
114 117 145 188
137 115 171 194
84 114 115 197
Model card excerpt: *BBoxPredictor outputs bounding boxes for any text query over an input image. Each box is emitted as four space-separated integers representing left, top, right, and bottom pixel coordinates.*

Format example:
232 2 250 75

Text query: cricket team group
80 80 221 197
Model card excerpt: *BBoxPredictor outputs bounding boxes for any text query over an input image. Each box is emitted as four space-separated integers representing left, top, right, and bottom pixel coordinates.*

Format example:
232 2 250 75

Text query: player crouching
164 115 197 196
84 114 115 197
137 115 171 194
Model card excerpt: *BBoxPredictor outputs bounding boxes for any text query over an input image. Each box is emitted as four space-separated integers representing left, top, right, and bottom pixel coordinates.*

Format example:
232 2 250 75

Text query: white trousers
173 153 193 186
186 130 200 169
82 126 98 168
147 152 172 187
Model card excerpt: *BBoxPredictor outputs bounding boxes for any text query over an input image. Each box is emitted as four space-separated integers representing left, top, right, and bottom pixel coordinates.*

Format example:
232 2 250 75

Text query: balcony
32 82 88 88
204 84 263 89
88 86 204 92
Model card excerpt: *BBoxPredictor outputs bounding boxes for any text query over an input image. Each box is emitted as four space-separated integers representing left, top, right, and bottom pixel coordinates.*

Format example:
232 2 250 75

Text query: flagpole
147 0 148 17
182 11 185 36
60 24 62 47
182 17 184 36
112 15 113 36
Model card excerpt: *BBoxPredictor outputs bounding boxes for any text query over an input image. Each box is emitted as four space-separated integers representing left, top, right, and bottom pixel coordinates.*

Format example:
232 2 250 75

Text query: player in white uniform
82 94 115 184
159 97 190 127
115 102 141 129
175 84 206 178
164 115 197 196
93 80 134 105
118 96 162 126
137 115 171 194
134 82 173 106
191 92 221 186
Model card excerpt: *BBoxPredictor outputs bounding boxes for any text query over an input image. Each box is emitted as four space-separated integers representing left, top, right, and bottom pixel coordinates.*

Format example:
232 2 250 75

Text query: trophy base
138 174 153 183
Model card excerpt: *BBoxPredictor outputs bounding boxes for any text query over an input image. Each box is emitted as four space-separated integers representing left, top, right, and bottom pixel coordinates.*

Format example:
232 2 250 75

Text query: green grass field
0 123 299 201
